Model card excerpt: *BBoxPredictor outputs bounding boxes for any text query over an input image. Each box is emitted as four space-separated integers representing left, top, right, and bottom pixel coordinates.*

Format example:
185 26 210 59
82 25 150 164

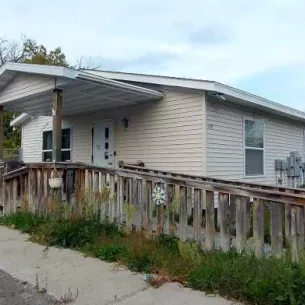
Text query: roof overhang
10 113 31 127
0 63 164 119
88 70 305 122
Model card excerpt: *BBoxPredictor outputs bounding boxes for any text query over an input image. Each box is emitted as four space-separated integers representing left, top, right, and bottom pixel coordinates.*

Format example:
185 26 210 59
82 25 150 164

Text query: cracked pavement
0 269 54 305
0 226 237 305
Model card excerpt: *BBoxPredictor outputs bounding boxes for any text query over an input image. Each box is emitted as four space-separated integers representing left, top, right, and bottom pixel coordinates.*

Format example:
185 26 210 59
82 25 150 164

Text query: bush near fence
1 210 305 305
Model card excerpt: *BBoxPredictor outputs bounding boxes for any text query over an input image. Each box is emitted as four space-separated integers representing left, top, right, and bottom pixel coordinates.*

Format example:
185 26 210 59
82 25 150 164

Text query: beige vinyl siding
21 88 206 175
21 116 70 162
206 96 305 185
21 116 52 162
0 73 54 104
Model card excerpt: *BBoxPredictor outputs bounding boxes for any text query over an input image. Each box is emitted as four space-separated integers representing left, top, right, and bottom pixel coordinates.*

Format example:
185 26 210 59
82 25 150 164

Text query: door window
92 121 114 167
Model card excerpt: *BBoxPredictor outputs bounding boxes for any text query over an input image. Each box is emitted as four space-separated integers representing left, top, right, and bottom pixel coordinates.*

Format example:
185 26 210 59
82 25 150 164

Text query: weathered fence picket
253 199 264 257
179 186 188 242
205 190 215 250
193 188 202 243
291 206 298 262
235 195 247 253
219 192 230 252
2 162 305 261
271 201 283 256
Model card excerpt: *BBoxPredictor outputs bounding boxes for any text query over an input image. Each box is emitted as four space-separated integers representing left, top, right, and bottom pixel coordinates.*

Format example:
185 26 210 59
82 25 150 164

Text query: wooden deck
1 162 304 260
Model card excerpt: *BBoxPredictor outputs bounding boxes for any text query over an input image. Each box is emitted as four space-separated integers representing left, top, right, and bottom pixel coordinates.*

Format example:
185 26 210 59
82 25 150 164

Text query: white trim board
0 63 164 99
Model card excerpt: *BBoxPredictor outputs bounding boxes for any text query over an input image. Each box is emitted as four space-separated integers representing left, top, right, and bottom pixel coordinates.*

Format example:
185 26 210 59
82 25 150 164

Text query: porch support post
0 105 3 160
52 89 63 162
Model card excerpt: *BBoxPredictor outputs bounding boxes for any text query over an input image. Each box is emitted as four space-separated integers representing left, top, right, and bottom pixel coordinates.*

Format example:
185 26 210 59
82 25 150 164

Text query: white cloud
1 0 305 88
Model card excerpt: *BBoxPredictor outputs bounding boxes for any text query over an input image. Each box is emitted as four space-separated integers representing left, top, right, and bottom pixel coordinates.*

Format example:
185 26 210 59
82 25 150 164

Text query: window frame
243 118 265 177
42 127 72 162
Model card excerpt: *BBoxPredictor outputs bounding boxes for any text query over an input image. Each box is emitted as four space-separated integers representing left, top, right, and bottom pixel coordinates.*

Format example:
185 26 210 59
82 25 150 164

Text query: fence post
235 195 247 253
186 187 193 218
297 206 304 247
205 190 215 250
43 169 48 207
179 186 188 242
285 203 291 243
6 181 11 215
156 204 163 235
193 188 202 243
163 184 169 234
291 206 298 262
135 179 143 231
28 169 34 212
85 169 89 190
141 179 148 233
219 192 230 252
168 184 176 235
271 201 283 256
146 180 153 236
109 174 116 222
118 176 124 225
253 199 264 257
13 178 18 213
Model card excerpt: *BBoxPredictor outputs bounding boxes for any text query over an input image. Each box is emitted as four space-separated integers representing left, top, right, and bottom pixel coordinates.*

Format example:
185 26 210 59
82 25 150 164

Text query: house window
42 128 71 161
245 119 264 176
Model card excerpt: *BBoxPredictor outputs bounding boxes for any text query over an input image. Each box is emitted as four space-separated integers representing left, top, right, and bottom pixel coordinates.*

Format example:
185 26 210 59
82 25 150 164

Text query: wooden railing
2 162 305 261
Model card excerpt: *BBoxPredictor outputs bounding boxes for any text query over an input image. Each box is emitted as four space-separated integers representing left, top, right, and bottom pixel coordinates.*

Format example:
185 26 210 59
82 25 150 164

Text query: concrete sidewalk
0 226 237 305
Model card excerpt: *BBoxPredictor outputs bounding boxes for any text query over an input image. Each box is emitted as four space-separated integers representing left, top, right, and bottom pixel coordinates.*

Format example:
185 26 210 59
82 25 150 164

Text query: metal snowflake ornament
152 184 166 206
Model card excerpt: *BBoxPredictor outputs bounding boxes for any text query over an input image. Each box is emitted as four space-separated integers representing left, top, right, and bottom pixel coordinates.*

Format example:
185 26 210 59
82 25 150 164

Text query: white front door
92 120 115 167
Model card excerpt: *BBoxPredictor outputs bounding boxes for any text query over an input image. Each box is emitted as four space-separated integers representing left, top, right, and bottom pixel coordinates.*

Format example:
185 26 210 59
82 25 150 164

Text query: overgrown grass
1 211 305 305
0 211 47 234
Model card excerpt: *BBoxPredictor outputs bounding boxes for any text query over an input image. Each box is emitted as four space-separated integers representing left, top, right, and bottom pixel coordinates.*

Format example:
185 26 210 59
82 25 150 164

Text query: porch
0 62 164 166
1 161 305 261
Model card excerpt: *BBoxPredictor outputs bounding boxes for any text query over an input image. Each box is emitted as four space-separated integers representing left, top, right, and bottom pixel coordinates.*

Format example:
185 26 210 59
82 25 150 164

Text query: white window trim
243 118 266 178
42 127 72 161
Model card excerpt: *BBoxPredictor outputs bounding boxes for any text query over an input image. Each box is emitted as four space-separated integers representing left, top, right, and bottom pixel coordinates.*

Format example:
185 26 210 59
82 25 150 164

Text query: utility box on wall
275 159 288 171
287 151 302 177
274 151 305 187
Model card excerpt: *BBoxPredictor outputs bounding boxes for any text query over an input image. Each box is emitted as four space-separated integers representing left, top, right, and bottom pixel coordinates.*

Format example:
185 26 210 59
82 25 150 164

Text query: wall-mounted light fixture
121 117 129 130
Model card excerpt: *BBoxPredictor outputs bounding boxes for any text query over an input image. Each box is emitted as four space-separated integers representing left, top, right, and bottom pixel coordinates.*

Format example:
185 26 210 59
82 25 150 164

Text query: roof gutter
76 72 164 99
213 82 305 121
10 113 31 127
92 70 305 122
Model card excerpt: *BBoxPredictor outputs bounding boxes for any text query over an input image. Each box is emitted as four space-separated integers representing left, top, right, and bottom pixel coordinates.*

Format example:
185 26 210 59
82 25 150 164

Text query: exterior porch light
121 117 129 130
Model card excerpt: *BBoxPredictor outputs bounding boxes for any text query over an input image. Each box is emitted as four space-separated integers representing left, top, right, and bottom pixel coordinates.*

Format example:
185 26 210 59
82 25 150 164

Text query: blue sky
1 0 305 109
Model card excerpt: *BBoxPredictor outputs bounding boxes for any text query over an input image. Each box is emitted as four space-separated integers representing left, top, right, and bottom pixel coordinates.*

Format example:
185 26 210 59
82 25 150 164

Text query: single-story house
1 62 305 187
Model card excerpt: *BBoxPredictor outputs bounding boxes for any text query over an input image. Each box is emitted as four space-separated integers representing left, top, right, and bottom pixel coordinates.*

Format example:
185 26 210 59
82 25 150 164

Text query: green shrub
178 241 202 265
46 218 99 247
188 251 305 305
92 244 128 262
4 211 305 305
127 252 153 273
0 212 46 234
156 234 179 253
45 217 122 248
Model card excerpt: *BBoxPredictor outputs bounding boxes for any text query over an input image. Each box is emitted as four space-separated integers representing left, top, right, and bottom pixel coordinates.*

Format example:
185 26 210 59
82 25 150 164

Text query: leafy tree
0 37 68 152
22 39 67 66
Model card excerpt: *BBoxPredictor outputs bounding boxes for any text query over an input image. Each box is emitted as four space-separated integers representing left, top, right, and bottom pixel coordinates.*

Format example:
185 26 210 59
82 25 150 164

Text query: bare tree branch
0 38 25 66
74 56 101 70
